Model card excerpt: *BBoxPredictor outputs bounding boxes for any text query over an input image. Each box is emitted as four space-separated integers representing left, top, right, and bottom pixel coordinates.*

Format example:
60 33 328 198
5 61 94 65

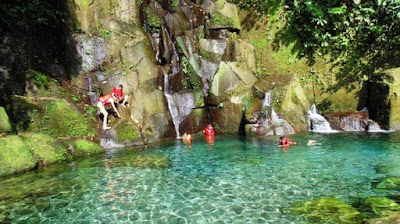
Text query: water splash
308 104 339 133
248 92 295 136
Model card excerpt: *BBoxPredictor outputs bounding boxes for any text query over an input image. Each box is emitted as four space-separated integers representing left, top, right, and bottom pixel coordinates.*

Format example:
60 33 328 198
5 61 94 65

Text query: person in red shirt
112 85 128 107
278 136 297 148
204 122 215 136
97 94 121 130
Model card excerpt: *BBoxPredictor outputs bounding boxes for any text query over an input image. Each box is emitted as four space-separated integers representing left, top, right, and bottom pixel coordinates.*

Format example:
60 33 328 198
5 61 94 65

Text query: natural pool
1 133 400 223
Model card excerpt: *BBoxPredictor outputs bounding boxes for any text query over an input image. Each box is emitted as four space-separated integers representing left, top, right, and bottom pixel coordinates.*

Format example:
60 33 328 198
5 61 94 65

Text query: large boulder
360 197 400 217
67 139 104 158
22 133 69 165
209 1 241 31
10 97 96 138
210 62 243 97
0 135 37 177
0 106 12 133
288 198 363 223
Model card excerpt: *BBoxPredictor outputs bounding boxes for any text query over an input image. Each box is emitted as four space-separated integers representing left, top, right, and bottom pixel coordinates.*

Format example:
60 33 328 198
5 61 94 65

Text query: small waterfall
164 74 195 138
308 104 339 133
248 92 295 136
87 76 98 106
367 119 393 133
261 91 272 110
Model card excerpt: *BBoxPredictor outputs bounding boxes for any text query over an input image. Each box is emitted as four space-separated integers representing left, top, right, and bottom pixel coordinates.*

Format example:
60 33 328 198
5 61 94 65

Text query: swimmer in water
307 140 321 146
182 132 192 145
278 136 297 147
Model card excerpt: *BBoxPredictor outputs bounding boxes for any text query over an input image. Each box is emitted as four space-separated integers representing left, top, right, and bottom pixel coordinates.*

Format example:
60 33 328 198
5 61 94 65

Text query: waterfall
87 76 98 106
308 104 339 133
261 91 272 110
248 92 295 136
164 74 195 138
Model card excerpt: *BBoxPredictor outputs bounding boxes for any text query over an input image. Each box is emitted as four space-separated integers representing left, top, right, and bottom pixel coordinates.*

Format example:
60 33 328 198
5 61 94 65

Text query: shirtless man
97 94 121 130
112 85 128 107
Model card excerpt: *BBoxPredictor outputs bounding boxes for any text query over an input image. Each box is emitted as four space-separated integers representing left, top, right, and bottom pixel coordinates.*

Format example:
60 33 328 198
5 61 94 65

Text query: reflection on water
1 132 400 223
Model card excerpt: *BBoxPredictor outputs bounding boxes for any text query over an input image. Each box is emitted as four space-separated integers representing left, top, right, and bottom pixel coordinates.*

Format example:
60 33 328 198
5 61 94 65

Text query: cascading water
163 74 195 138
86 76 98 106
248 92 295 136
308 104 339 133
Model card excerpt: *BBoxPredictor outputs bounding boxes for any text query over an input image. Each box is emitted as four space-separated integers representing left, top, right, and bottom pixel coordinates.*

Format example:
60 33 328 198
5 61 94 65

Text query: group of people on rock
97 85 129 130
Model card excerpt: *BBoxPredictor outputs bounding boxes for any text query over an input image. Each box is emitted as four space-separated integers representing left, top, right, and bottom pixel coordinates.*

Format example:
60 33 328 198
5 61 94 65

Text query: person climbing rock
97 94 121 130
112 85 129 107
278 136 296 148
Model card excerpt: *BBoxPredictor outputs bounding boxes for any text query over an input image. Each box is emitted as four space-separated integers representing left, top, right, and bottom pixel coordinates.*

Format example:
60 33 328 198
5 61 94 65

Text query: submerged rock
359 197 400 217
376 177 400 191
131 155 171 169
366 211 400 224
289 198 363 223
0 135 37 177
0 106 12 133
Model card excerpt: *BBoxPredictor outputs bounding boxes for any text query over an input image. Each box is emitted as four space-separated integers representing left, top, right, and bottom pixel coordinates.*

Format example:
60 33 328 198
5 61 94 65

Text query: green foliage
0 0 67 29
281 0 400 90
182 57 201 90
228 0 283 17
99 22 112 41
26 70 49 89
172 0 179 8
210 12 240 28
145 6 161 33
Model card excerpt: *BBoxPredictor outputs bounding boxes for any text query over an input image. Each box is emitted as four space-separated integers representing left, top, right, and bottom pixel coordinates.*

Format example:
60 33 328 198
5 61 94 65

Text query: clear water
1 133 400 223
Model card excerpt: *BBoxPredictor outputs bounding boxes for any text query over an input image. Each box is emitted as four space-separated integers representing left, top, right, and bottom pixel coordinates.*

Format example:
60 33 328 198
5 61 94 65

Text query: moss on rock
289 198 363 224
360 197 400 217
0 106 12 133
11 97 96 138
366 211 400 224
114 120 140 141
68 139 104 157
0 135 37 177
21 133 69 165
376 177 400 191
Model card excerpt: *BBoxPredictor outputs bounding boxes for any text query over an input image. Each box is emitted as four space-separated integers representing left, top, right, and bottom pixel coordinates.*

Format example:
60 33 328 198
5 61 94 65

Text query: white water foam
308 104 339 133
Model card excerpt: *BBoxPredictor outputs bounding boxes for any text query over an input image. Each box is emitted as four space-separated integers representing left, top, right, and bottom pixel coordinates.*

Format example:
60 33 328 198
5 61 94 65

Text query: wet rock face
74 34 107 73
325 111 369 131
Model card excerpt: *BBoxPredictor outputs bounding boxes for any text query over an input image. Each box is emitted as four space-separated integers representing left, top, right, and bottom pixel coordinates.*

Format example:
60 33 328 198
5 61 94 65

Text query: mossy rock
366 211 400 224
360 197 400 217
376 177 400 191
114 120 140 141
289 198 363 224
21 133 69 165
210 62 243 97
11 97 96 138
0 106 12 133
0 135 37 177
68 139 104 157
131 155 171 169
210 2 241 30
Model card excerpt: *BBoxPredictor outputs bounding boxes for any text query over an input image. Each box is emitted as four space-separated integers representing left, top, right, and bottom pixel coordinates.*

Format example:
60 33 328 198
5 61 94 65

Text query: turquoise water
1 133 400 223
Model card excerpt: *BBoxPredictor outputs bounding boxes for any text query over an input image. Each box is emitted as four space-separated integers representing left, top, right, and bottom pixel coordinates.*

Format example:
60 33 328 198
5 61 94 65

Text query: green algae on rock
11 97 96 138
360 197 400 217
0 135 37 177
376 177 400 191
131 155 171 169
67 139 104 157
0 106 12 133
21 133 69 165
289 198 363 224
366 211 400 224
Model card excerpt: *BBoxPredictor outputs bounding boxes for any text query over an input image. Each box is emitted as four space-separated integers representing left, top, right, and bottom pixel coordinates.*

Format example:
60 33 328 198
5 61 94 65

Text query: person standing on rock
112 85 128 107
97 94 121 130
